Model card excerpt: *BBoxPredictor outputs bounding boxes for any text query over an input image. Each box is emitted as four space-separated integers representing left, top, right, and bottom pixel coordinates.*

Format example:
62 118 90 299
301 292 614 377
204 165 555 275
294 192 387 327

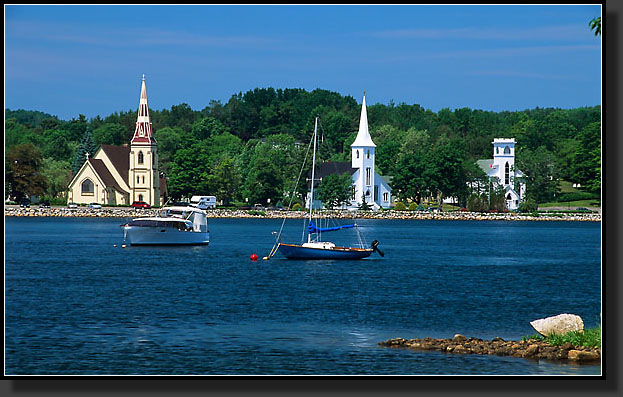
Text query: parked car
131 201 151 209
39 200 51 208
68 202 78 209
88 202 102 209
252 204 265 210
20 199 30 208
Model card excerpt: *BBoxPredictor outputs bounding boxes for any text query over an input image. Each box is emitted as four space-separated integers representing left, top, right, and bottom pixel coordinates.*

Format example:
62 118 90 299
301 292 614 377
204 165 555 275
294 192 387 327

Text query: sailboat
264 117 384 260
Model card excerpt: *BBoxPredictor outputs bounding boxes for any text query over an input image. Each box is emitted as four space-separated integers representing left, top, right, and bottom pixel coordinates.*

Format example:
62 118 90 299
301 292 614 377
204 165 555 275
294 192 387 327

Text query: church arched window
367 150 370 159
496 147 499 154
139 194 143 201
505 162 510 184
138 151 144 164
356 150 359 159
506 193 512 200
504 146 511 155
81 179 94 194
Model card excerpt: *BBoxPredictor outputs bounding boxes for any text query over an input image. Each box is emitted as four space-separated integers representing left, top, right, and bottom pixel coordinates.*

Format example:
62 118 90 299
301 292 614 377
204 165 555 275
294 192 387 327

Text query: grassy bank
523 326 601 348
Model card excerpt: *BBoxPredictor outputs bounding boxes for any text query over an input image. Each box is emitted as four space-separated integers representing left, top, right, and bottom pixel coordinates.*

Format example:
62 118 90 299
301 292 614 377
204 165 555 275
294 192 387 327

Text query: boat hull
277 243 373 260
124 226 210 246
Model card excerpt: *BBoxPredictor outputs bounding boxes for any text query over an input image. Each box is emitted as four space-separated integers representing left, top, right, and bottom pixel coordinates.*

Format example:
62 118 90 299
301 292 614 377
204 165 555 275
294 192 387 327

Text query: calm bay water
5 216 601 375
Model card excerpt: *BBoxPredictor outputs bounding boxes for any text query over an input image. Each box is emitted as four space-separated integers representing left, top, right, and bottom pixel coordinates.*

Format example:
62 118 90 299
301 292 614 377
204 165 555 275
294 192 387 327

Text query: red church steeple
131 74 156 144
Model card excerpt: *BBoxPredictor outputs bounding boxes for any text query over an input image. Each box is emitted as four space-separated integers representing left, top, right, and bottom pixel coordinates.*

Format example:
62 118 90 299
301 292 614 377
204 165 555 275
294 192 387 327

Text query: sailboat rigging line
264 119 315 260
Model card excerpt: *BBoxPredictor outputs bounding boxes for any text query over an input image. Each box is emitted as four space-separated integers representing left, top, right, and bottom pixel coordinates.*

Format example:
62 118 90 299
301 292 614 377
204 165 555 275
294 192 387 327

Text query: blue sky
5 4 601 121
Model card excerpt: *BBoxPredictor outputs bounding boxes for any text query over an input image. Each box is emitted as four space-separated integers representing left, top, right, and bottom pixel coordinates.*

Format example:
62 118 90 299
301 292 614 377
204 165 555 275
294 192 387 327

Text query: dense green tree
92 123 128 146
40 158 71 199
317 172 353 209
154 127 187 178
428 138 468 206
242 154 284 206
191 116 229 140
6 143 46 201
392 128 433 203
167 142 211 199
72 127 98 176
516 146 560 204
205 132 243 165
41 129 74 162
205 157 241 206
371 124 405 176
66 114 89 142
573 121 601 193
5 118 34 149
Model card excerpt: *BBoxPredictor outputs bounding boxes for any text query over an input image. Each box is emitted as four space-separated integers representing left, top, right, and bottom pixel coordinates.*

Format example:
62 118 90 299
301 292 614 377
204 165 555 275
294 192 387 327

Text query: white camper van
190 195 217 210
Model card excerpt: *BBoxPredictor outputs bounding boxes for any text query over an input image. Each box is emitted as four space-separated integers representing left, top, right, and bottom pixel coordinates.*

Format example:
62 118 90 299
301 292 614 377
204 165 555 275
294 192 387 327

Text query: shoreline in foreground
379 336 601 364
5 206 601 222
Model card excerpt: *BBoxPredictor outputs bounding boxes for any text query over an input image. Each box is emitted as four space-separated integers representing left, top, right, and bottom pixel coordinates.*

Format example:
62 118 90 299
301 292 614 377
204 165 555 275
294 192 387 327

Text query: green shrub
518 198 538 213
394 202 406 211
467 193 488 212
557 191 598 202
291 203 302 211
408 202 418 211
248 210 266 216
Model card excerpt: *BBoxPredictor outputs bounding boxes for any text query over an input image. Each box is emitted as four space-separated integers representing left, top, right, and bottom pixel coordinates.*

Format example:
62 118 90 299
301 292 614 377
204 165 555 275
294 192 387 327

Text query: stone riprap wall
379 335 601 363
4 206 600 222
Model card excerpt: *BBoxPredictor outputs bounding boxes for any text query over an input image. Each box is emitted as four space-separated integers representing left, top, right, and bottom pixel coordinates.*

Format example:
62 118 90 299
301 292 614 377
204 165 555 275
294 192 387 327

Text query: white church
308 94 392 211
475 138 526 210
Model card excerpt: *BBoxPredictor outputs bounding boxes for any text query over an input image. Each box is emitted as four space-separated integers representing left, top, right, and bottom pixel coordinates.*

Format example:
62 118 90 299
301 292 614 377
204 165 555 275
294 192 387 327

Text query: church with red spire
67 75 165 206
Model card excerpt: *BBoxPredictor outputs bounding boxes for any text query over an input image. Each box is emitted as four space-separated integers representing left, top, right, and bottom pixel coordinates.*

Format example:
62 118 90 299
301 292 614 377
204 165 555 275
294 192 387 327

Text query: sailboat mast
308 117 318 244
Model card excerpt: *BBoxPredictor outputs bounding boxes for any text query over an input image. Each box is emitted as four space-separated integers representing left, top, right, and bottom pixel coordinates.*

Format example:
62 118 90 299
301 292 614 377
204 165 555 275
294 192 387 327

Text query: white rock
530 314 584 336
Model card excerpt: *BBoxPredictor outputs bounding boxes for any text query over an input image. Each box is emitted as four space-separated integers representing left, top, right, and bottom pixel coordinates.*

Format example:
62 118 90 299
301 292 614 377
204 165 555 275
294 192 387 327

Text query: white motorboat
121 206 210 246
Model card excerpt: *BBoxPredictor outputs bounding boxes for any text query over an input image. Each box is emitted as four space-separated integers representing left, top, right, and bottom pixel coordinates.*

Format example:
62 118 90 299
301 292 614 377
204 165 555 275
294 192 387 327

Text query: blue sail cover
308 221 355 234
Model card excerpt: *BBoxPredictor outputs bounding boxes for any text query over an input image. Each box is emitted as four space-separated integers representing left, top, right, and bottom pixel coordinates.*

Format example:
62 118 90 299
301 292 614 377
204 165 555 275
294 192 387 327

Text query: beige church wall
68 166 106 205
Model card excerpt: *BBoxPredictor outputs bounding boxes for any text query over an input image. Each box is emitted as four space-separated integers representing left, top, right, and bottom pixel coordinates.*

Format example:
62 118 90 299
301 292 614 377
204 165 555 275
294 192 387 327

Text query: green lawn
539 199 600 209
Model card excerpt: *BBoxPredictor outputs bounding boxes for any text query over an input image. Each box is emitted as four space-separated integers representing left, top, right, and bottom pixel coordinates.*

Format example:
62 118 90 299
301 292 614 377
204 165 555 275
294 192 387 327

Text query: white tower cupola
492 138 516 188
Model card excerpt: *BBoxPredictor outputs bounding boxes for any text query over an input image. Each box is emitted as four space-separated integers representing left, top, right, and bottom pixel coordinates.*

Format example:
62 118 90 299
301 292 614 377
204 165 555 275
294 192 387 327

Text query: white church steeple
351 93 376 208
351 93 376 148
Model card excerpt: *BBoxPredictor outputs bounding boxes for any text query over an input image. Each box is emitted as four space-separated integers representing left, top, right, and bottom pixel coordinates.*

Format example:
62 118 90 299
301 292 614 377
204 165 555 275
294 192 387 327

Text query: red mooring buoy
250 253 258 261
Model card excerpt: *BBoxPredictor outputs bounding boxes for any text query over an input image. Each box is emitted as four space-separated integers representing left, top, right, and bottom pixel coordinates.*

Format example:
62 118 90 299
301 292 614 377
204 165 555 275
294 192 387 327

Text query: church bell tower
129 74 160 206
351 93 376 207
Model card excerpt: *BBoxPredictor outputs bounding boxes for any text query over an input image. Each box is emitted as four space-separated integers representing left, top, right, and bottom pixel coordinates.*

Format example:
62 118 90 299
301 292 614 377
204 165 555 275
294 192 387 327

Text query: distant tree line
5 87 601 208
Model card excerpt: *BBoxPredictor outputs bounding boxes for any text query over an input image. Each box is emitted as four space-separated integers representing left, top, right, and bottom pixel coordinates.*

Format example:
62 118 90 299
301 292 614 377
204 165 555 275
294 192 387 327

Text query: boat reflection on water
121 206 210 246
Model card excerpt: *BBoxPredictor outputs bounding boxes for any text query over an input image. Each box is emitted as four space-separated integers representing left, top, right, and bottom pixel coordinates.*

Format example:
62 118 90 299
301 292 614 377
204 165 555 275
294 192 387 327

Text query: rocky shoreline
379 335 601 364
4 206 600 222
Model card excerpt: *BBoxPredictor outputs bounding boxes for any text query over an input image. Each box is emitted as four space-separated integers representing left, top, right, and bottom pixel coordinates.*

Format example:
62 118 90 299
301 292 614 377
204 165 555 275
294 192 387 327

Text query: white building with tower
475 138 526 210
307 93 392 210
67 75 165 206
